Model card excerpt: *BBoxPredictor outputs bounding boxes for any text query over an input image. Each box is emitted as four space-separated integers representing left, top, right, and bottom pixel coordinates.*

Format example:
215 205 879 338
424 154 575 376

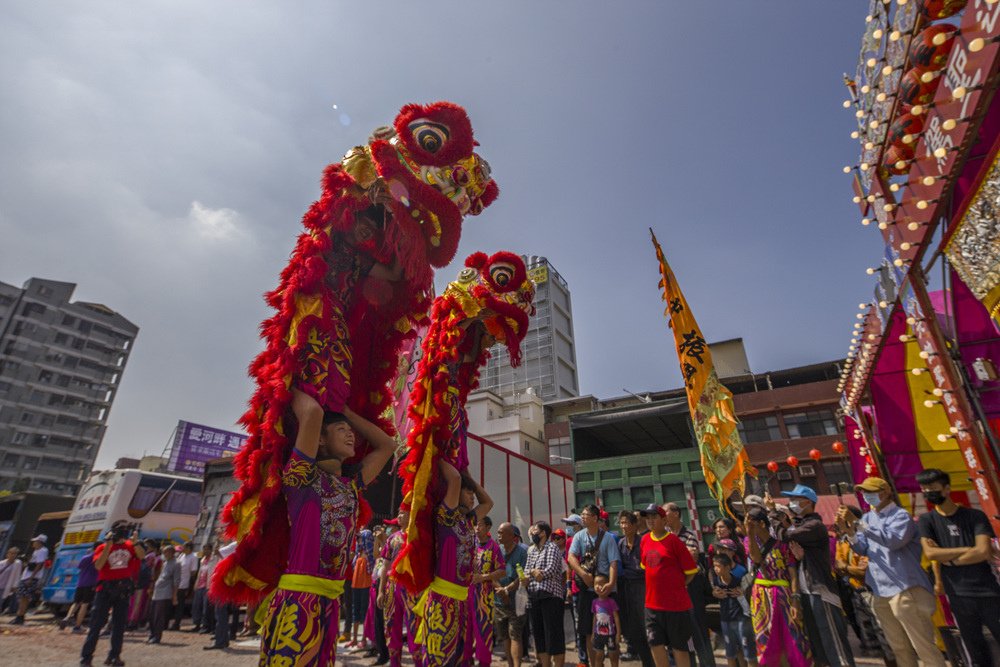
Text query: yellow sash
254 575 347 629
413 576 470 644
754 578 790 587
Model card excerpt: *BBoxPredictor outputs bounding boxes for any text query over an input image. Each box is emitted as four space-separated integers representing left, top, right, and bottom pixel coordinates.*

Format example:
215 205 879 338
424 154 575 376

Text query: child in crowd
711 554 757 667
591 574 621 667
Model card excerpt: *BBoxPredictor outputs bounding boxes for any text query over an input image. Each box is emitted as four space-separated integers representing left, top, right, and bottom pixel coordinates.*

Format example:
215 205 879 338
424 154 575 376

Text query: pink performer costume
413 503 476 667
464 536 505 667
381 531 423 667
258 449 364 666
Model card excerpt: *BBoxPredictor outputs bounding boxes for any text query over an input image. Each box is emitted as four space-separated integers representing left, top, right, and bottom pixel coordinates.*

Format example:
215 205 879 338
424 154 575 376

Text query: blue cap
561 514 583 526
781 484 818 504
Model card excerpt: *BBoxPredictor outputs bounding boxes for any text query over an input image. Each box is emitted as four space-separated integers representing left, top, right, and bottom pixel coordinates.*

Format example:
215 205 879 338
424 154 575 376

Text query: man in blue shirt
568 504 620 666
839 477 944 667
494 522 528 667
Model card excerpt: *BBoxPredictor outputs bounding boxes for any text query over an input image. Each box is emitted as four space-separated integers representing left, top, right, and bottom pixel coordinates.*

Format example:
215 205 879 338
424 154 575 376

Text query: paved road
0 608 889 666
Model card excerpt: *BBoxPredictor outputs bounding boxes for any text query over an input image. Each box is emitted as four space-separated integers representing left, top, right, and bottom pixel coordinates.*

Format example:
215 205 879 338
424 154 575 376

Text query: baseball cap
552 529 567 539
638 503 666 517
561 514 583 526
511 525 522 539
716 538 740 552
739 495 766 509
31 534 47 544
781 484 818 504
854 477 889 493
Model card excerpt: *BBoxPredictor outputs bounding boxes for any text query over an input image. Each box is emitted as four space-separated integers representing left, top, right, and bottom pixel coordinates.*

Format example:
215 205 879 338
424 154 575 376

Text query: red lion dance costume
392 251 535 595
213 102 498 604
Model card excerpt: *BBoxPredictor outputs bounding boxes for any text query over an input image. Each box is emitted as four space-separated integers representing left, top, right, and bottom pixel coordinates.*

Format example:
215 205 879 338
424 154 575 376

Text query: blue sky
0 2 874 466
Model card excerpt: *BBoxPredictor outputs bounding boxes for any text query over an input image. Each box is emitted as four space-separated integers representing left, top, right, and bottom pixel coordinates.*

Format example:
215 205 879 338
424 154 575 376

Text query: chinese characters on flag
650 229 756 510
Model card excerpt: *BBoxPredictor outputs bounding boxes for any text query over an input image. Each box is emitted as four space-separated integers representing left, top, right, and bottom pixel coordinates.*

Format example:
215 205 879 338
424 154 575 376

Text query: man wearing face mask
782 484 856 667
839 477 943 667
916 468 1000 667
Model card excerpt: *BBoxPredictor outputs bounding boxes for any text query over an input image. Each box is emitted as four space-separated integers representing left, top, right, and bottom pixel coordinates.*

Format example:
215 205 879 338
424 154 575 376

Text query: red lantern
899 67 942 109
786 455 800 468
919 0 967 20
909 24 958 70
887 113 925 148
884 143 915 175
809 449 822 461
832 441 845 454
766 461 780 473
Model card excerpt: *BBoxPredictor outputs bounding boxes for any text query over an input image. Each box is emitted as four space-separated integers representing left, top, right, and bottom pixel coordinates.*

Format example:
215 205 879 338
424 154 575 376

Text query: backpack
574 530 606 589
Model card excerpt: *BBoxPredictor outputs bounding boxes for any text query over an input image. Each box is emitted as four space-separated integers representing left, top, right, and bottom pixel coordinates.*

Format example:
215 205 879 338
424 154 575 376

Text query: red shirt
94 541 139 581
640 531 697 612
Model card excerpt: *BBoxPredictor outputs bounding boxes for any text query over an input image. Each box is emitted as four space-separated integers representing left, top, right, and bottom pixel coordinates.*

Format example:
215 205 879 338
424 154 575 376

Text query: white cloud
189 200 242 241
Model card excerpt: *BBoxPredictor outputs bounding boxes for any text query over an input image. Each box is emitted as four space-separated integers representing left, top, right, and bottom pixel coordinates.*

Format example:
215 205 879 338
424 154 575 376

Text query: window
602 488 624 510
21 302 46 318
628 466 652 478
661 483 685 503
2 453 18 467
658 463 682 475
62 315 77 327
738 414 783 443
576 472 595 483
19 412 34 424
783 409 840 439
632 486 654 506
22 456 39 470
823 461 854 490
600 469 622 481
128 476 202 518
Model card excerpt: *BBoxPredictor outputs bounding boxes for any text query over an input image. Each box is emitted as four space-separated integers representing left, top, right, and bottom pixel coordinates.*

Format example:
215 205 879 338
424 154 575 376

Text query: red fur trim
394 102 474 167
465 252 488 270
477 181 499 210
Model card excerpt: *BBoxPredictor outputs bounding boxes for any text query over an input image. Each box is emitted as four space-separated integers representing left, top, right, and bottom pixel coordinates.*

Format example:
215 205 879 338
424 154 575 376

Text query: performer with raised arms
257 400 395 666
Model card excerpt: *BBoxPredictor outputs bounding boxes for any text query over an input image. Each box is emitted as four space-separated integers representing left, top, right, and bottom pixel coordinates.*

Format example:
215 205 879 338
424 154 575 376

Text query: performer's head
459 475 477 511
397 506 410 528
317 411 354 462
475 515 492 542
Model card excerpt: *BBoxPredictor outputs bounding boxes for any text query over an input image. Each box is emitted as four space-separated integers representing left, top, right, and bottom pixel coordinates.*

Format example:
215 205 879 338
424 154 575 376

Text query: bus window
128 475 173 519
154 487 201 516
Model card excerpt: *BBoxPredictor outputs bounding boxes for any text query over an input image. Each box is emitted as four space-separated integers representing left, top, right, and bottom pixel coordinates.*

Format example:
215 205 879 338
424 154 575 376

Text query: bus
42 469 202 606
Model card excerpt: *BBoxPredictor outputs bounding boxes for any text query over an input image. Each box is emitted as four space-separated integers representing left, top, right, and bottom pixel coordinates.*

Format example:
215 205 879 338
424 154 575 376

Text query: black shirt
918 506 1000 599
710 571 747 622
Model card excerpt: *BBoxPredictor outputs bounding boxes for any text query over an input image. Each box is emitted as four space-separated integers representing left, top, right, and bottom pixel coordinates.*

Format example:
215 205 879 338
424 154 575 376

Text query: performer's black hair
322 411 348 426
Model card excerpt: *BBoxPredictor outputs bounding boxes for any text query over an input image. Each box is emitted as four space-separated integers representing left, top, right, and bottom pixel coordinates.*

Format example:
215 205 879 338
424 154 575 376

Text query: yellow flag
650 229 756 510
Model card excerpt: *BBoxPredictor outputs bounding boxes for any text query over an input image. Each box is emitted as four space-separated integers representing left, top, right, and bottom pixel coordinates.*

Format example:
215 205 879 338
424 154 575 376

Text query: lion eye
408 120 450 154
489 263 515 287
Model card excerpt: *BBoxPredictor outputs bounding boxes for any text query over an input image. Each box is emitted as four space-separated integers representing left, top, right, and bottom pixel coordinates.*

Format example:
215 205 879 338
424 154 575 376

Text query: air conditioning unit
777 471 793 481
799 464 817 477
